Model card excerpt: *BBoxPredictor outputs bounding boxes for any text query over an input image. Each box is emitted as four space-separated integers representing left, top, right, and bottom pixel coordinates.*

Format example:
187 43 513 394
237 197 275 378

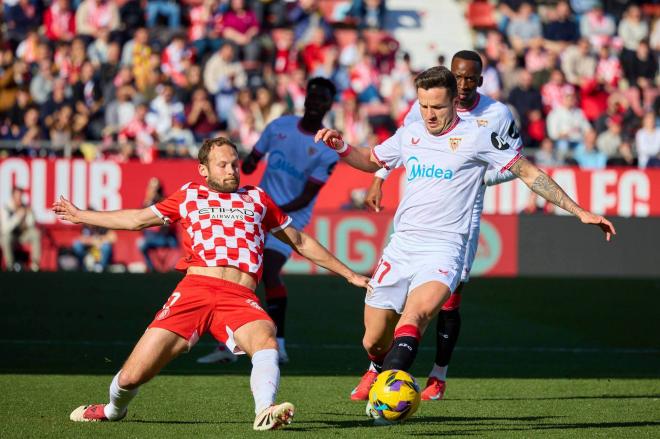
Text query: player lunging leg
359 51 524 400
55 137 369 430
316 66 615 410
197 78 338 364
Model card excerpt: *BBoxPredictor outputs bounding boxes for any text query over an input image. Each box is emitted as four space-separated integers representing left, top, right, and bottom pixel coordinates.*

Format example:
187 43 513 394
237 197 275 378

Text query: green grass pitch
1 273 659 438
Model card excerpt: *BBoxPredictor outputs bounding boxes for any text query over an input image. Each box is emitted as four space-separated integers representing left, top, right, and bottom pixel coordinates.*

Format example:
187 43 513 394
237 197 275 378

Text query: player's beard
207 175 239 193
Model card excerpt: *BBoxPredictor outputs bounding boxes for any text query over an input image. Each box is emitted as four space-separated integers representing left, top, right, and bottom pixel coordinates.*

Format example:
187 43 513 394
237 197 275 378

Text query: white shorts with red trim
365 235 464 314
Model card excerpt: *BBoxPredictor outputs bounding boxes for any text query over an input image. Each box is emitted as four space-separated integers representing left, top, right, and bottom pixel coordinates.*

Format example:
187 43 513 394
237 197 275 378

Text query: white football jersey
372 117 521 247
254 115 339 228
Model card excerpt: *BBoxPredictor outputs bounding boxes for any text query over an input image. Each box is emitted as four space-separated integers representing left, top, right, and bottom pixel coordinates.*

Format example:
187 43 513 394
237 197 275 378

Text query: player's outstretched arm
314 128 381 173
52 196 162 231
273 226 370 288
509 158 616 241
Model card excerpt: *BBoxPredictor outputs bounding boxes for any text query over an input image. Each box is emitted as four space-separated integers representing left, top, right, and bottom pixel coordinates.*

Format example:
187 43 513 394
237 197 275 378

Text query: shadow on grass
408 421 660 436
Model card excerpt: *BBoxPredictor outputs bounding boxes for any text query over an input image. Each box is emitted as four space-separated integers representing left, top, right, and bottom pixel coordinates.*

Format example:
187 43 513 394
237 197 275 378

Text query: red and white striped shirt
151 183 291 280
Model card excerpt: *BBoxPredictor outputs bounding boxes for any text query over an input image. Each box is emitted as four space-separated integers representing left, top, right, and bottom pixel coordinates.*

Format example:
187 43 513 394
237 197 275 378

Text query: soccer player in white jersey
315 67 615 420
353 51 523 401
54 137 369 431
197 78 338 365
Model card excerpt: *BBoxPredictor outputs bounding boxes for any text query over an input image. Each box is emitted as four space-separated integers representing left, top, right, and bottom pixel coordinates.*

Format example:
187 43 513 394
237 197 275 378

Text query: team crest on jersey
476 119 488 127
308 146 317 156
449 137 462 152
411 137 420 145
240 193 254 203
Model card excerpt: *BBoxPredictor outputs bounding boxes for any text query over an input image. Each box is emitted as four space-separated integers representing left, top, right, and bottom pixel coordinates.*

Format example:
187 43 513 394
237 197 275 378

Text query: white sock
251 349 280 414
429 364 448 381
368 362 378 373
104 371 138 420
276 337 286 353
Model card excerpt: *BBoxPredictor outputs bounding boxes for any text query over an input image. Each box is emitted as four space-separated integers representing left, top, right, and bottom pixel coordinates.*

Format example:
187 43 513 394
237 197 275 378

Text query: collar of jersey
457 93 480 113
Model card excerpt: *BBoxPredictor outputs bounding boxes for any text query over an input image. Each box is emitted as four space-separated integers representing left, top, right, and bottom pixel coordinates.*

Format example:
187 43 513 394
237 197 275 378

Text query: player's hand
52 196 83 224
347 272 371 289
365 177 384 212
314 128 344 151
579 211 616 242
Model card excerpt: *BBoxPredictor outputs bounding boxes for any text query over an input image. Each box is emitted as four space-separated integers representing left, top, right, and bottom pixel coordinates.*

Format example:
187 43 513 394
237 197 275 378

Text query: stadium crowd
0 0 658 168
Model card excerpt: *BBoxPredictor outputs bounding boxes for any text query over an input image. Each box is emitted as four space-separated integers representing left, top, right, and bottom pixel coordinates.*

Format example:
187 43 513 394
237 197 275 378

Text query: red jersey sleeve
261 190 292 233
150 188 186 224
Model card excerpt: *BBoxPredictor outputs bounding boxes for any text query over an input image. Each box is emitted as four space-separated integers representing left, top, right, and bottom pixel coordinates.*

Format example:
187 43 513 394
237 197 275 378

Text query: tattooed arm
509 157 616 241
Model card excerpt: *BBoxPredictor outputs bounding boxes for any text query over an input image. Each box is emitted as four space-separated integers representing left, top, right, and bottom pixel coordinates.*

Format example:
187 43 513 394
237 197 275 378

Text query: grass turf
1 273 659 437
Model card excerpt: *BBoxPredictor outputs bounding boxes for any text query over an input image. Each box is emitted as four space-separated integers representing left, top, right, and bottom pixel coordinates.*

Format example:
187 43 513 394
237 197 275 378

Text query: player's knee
362 335 389 356
117 368 149 390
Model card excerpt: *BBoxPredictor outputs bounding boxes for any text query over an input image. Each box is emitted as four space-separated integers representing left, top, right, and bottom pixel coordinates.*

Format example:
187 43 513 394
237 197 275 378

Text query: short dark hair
414 66 457 98
452 50 483 72
198 137 238 165
307 77 337 99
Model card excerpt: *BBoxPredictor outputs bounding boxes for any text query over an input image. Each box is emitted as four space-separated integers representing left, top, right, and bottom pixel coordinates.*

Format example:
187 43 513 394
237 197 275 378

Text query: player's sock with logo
250 349 280 414
104 371 138 420
382 325 421 372
433 295 462 378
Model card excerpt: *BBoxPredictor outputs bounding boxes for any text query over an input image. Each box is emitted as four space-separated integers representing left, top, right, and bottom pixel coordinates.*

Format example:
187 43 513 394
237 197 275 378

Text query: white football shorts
366 234 465 314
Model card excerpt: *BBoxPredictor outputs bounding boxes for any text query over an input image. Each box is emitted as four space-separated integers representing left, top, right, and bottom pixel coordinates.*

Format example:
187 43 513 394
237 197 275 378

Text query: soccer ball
368 370 421 423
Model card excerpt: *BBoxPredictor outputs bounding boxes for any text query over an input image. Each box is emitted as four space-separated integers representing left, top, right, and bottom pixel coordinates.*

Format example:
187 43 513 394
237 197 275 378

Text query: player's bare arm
365 176 385 212
53 196 162 230
273 226 370 288
314 128 381 173
278 180 324 213
509 157 616 241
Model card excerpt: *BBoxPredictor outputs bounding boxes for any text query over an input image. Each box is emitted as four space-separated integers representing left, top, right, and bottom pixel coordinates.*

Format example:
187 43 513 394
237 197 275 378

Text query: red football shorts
148 274 272 354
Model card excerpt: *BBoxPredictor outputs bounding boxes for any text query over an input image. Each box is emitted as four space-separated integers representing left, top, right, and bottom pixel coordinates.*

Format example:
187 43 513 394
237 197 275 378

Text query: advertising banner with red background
1 158 658 273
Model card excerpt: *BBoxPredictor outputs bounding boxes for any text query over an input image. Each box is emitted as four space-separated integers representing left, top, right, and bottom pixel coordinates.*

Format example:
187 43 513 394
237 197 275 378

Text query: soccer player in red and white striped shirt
54 137 369 431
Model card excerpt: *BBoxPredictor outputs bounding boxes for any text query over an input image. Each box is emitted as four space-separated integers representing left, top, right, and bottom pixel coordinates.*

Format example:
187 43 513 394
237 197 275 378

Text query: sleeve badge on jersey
490 132 510 150
449 137 462 152
508 121 520 139
240 193 254 203
476 119 488 127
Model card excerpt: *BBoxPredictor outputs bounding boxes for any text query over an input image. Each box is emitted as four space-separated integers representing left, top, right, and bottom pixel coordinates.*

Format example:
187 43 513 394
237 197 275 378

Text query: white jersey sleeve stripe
371 147 390 170
270 216 292 233
150 205 169 224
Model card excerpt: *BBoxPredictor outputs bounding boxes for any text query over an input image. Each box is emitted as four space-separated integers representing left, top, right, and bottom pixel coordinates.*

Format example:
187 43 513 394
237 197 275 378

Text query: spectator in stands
163 113 195 157
87 28 112 67
596 115 623 159
16 30 42 66
636 112 660 168
543 0 579 51
0 186 41 272
72 221 116 272
161 35 192 87
622 41 658 86
574 129 607 169
289 0 333 49
477 53 502 101
595 43 622 89
252 86 284 132
118 103 158 163
534 137 564 167
75 0 120 42
146 0 181 29
579 2 616 49
138 178 178 272
185 87 220 141
332 88 371 147
147 82 185 139
0 50 20 115
44 0 76 42
30 59 56 105
187 0 224 59
8 87 33 131
18 106 46 149
607 142 637 167
49 105 74 149
4 0 41 45
237 111 260 154
541 69 574 113
618 5 648 54
561 38 597 87
203 42 247 126
579 76 608 123
72 61 104 139
348 0 387 30
508 69 542 132
547 91 592 155
222 0 262 64
43 78 71 128
120 27 152 89
506 2 542 54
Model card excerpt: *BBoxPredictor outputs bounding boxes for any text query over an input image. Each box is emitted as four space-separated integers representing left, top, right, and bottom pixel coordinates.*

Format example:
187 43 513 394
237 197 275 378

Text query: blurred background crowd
0 0 658 168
